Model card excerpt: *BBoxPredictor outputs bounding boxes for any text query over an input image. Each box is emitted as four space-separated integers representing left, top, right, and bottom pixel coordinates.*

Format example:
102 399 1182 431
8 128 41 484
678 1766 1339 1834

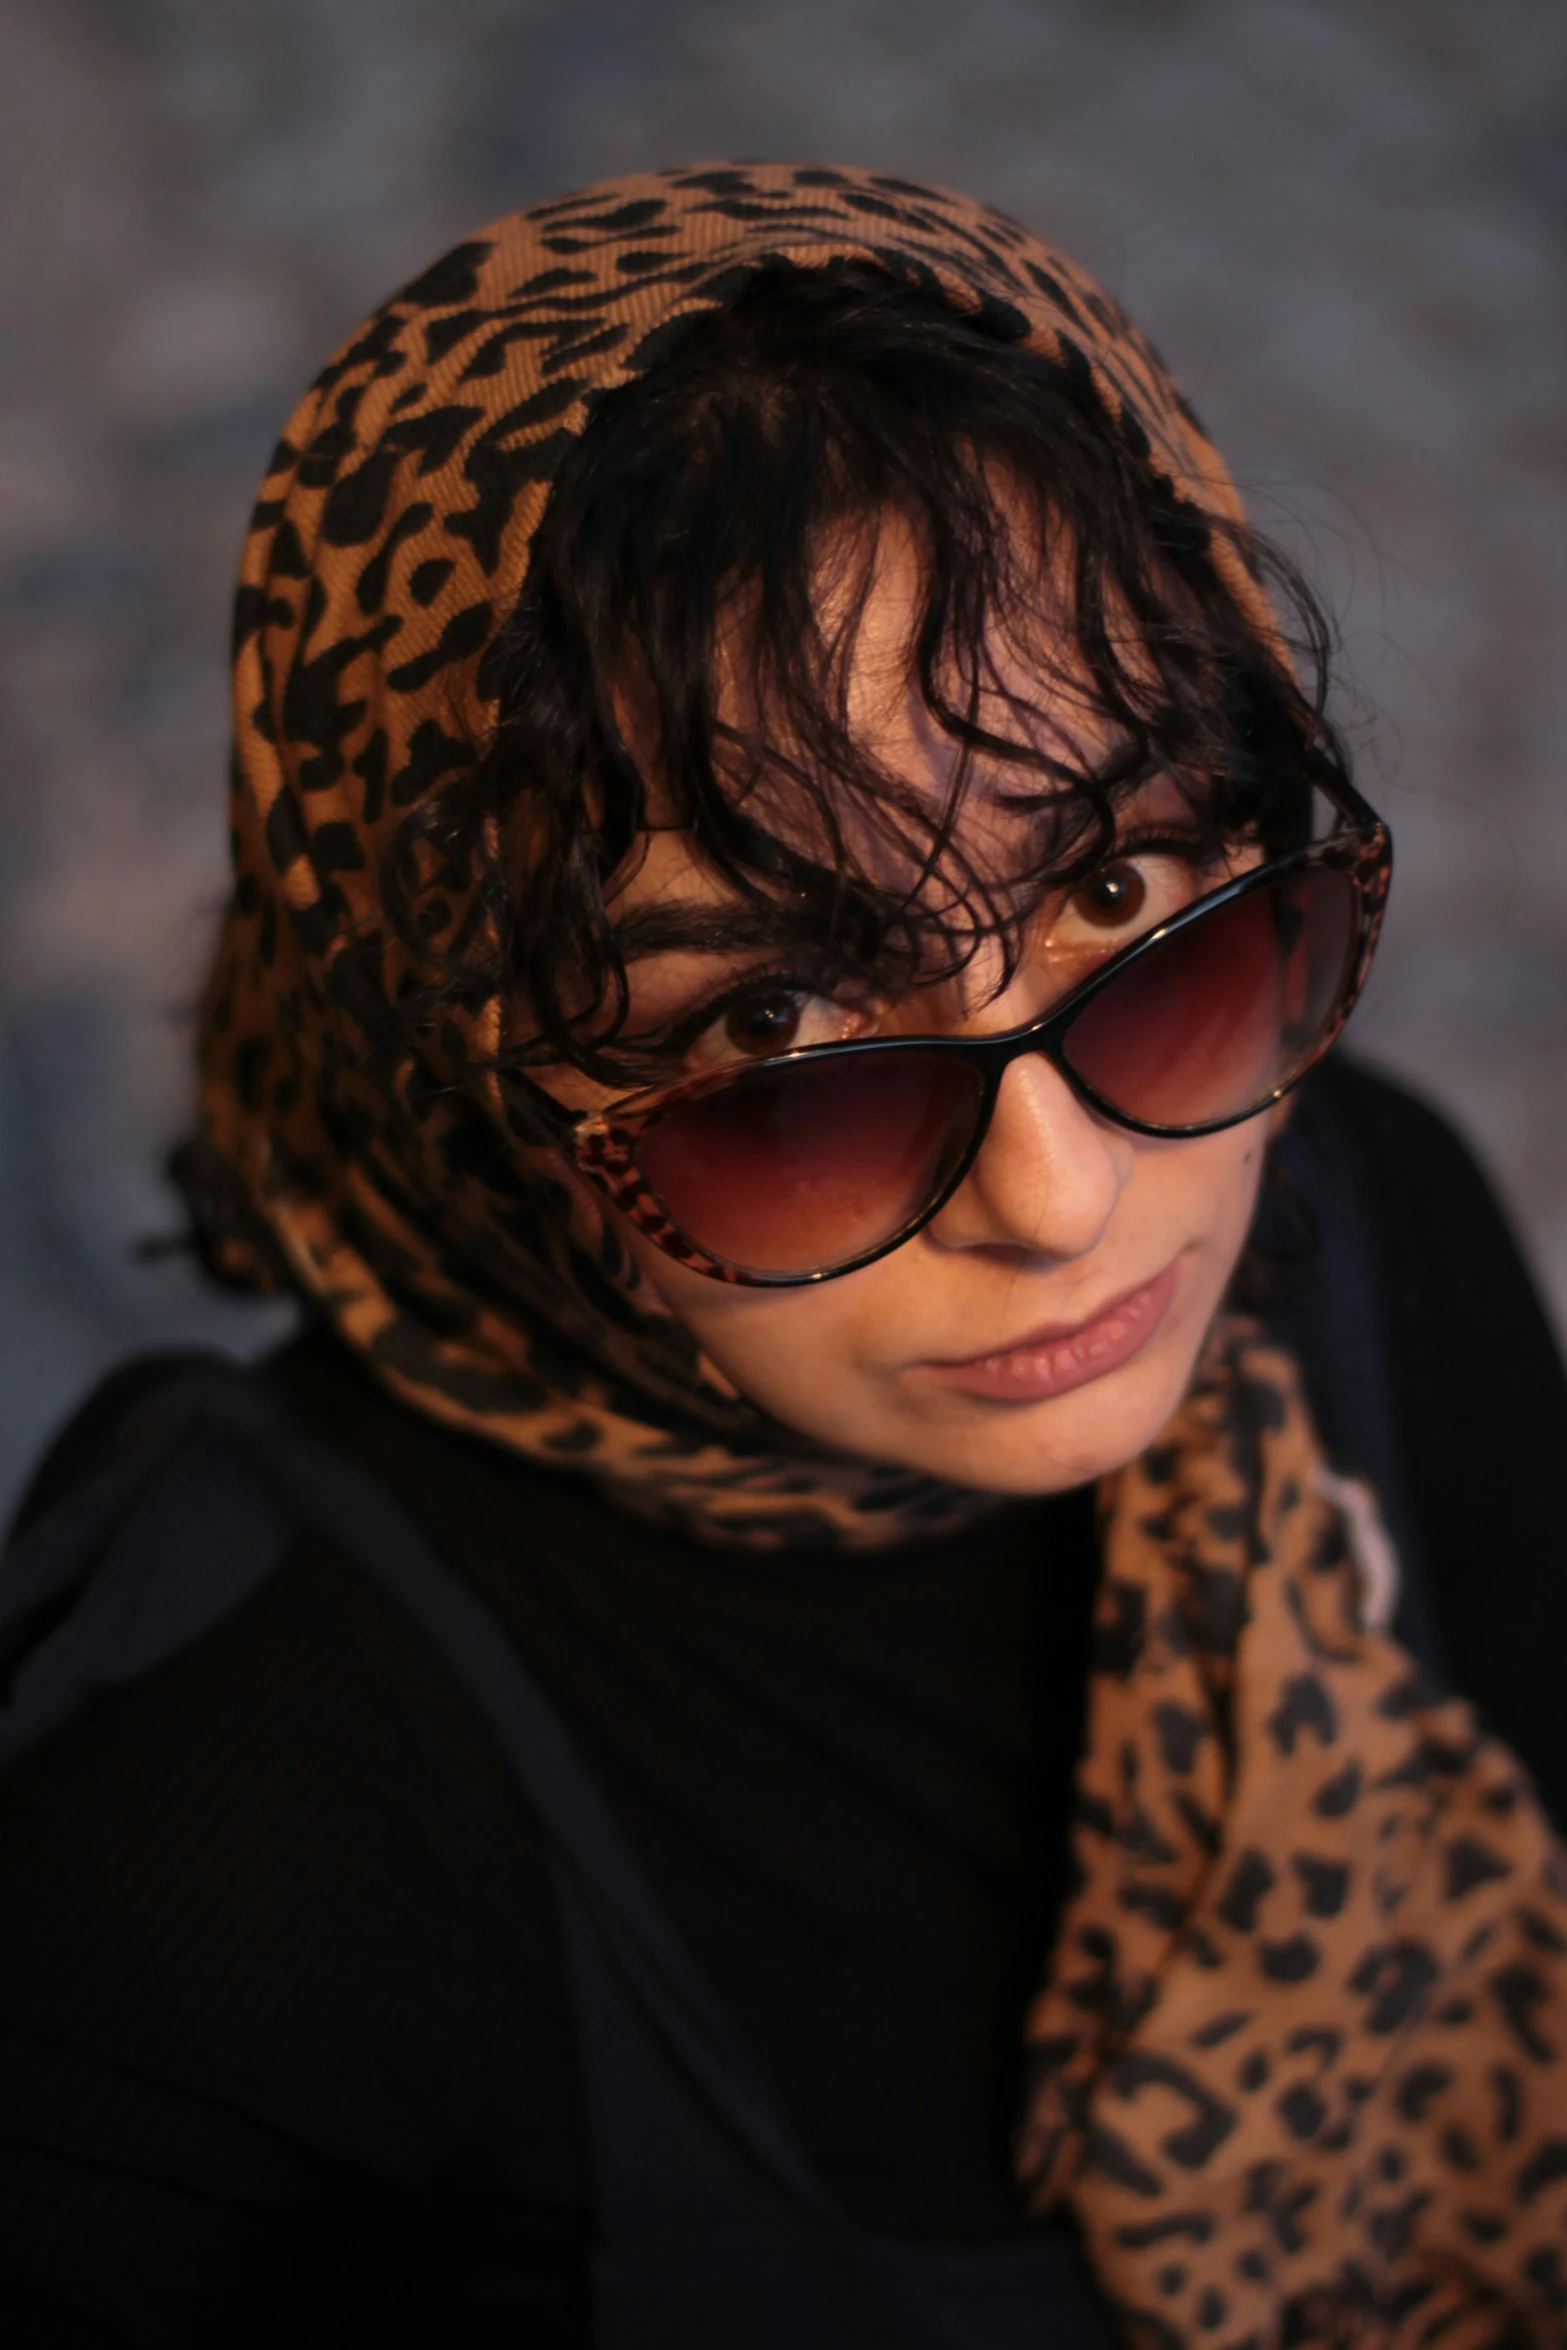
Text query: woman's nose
924 1052 1135 1263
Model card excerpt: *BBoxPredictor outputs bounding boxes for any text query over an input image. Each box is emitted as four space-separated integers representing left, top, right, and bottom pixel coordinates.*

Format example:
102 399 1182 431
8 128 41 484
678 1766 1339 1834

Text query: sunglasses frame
519 775 1391 1287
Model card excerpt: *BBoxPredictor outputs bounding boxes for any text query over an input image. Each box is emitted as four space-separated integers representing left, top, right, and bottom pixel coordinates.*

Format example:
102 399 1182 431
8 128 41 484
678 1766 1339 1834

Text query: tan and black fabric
194 165 1567 2344
1023 1317 1567 2348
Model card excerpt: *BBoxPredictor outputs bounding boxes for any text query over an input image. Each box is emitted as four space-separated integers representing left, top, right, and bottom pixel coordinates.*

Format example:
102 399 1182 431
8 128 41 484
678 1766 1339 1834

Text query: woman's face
538 515 1271 1496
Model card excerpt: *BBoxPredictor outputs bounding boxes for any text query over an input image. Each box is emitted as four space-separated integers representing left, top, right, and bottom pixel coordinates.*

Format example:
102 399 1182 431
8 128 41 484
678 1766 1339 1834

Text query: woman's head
190 165 1381 1542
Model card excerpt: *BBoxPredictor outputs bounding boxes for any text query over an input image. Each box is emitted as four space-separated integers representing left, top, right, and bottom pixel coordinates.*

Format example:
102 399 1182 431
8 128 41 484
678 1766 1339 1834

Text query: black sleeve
1322 1055 1567 1825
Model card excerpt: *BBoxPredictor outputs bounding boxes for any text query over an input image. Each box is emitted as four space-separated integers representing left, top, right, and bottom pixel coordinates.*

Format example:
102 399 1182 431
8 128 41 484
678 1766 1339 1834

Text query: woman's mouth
920 1263 1179 1404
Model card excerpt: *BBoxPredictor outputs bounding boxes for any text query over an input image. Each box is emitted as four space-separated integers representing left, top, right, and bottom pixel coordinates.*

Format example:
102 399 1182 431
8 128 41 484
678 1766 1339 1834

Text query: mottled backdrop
3 0 1565 1511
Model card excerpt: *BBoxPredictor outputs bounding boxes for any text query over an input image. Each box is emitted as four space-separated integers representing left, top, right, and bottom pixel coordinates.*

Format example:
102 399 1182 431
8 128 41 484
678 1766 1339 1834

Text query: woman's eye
684 984 866 1070
722 991 805 1055
1071 859 1149 930
1045 850 1216 971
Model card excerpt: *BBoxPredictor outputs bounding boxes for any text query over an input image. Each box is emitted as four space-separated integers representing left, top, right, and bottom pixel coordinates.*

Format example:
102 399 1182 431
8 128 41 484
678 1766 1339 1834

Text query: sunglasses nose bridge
939 1013 1088 1180
923 1030 1136 1265
960 1007 1076 1094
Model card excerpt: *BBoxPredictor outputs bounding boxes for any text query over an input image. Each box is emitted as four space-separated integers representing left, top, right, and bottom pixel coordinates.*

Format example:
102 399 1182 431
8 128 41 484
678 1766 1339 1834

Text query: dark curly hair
381 260 1350 1088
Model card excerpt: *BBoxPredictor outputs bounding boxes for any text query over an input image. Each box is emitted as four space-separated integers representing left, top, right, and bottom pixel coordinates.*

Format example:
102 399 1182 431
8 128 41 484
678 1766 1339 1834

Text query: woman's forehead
601 769 1198 961
711 492 1105 748
597 498 1208 967
620 514 1119 880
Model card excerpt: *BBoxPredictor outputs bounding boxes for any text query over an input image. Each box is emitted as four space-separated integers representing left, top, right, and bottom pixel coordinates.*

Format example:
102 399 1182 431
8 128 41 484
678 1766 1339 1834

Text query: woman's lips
921 1263 1179 1403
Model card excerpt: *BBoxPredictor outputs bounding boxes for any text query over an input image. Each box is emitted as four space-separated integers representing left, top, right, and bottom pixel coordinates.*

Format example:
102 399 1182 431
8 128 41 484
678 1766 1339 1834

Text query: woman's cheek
623 1229 883 1415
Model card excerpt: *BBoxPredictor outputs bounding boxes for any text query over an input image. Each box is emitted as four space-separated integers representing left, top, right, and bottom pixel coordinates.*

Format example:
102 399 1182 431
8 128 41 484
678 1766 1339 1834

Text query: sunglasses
518 776 1390 1286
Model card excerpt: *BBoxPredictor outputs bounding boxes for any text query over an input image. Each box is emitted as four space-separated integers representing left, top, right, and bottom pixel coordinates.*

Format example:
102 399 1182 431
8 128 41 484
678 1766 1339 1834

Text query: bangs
384 262 1348 1086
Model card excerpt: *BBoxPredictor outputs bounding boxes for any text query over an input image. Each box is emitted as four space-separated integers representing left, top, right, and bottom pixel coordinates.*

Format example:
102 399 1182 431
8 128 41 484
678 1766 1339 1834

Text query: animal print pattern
198 159 1273 1548
195 166 1567 2340
1025 1320 1567 2348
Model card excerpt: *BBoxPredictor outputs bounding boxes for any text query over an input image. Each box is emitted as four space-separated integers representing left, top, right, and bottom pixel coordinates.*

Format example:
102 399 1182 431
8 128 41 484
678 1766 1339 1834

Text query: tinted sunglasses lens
634 1049 987 1278
1060 864 1360 1129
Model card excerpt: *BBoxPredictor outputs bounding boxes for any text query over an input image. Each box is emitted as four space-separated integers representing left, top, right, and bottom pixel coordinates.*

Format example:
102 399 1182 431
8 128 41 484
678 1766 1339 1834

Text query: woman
3 164 1565 2348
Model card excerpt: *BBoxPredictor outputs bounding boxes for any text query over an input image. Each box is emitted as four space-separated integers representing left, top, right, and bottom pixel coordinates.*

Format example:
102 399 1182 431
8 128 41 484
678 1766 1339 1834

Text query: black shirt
2 1058 1564 2345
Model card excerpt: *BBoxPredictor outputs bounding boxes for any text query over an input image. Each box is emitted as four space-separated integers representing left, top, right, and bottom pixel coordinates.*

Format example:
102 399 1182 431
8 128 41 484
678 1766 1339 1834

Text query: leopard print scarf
1030 1319 1567 2347
194 167 1567 2340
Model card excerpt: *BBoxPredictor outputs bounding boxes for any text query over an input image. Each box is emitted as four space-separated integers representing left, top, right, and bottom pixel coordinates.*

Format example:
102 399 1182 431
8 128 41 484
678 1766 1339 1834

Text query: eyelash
635 826 1235 1067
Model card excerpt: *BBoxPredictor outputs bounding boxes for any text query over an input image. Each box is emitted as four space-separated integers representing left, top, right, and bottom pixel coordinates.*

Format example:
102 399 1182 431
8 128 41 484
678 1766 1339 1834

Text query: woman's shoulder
0 1329 573 1959
1314 1050 1555 1258
1278 1050 1567 1820
1305 1050 1567 1518
7 1348 224 1542
0 1329 577 1820
0 1339 487 1865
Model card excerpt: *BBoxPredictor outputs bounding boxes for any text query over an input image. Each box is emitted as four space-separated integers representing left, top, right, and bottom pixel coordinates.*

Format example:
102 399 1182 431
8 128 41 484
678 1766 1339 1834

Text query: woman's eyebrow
610 900 805 963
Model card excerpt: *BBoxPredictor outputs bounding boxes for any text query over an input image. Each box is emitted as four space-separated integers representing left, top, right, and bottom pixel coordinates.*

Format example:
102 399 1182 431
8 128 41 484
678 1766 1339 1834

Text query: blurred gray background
3 0 1565 1514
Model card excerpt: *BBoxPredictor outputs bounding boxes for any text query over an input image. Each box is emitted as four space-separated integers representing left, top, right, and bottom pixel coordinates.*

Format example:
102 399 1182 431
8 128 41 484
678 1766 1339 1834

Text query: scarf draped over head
198 159 1266 1550
198 166 1567 2341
